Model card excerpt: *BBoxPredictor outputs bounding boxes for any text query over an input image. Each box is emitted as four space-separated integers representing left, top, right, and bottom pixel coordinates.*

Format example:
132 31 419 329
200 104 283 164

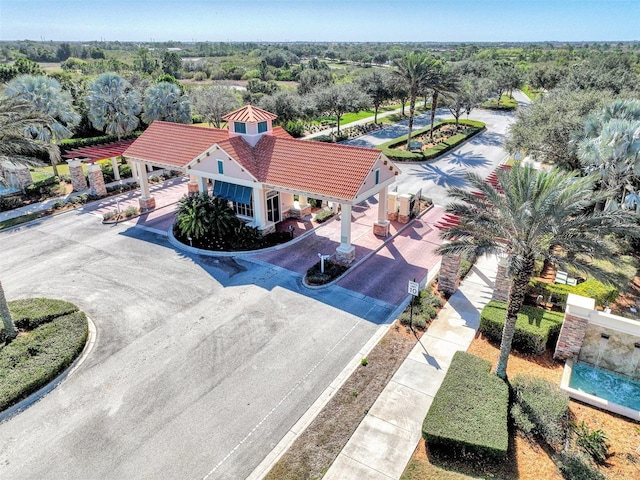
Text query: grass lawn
521 85 541 101
483 95 518 110
0 299 88 412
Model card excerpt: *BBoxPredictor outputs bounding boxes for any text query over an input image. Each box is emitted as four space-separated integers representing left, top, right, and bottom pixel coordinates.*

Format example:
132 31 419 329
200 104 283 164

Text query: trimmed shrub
422 351 509 462
480 301 564 354
24 175 60 198
554 450 605 480
528 279 618 310
0 195 23 212
511 375 569 448
0 310 88 411
314 209 335 223
9 298 79 330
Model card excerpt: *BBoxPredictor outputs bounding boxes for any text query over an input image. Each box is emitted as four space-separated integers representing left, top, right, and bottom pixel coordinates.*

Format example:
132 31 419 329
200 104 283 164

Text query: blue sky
2 0 639 43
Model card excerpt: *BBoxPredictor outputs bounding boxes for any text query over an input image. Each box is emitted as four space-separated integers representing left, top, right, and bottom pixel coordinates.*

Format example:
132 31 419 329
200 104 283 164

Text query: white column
373 186 390 237
253 187 267 228
110 157 121 181
336 203 355 264
137 161 156 210
130 160 140 184
147 164 153 173
377 186 388 223
197 176 207 194
138 162 151 199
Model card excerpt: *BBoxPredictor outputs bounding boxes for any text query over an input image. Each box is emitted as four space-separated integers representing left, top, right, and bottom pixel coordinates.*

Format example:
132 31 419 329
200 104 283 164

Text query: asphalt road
0 211 395 480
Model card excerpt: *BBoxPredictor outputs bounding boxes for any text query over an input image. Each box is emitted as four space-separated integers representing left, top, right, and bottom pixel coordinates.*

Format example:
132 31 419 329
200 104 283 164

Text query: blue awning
213 181 253 204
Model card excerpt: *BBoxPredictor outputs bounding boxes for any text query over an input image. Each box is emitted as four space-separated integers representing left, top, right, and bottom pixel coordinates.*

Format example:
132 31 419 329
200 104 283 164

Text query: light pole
318 253 331 273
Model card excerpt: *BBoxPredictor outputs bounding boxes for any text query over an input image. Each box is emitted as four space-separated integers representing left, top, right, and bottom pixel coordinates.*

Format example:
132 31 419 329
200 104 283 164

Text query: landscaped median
0 299 88 413
375 119 485 161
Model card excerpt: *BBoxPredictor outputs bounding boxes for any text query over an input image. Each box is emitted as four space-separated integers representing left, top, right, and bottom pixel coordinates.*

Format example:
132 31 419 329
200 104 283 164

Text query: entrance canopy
214 180 252 204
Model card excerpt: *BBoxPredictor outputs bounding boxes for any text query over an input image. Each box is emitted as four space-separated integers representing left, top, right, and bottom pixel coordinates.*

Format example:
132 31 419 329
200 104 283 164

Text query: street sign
408 281 420 297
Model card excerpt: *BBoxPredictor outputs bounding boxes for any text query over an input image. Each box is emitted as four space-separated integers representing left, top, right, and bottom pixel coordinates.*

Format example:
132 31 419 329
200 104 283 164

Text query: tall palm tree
393 52 438 149
142 81 191 125
0 96 58 343
438 164 639 379
5 74 80 176
86 73 141 140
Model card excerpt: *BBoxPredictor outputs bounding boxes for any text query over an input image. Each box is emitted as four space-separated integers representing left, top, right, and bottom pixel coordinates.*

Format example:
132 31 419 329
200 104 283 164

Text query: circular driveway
0 212 394 479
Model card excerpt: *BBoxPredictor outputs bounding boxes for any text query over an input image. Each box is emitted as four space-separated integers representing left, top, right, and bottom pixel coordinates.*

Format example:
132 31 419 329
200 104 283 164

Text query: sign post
408 279 419 331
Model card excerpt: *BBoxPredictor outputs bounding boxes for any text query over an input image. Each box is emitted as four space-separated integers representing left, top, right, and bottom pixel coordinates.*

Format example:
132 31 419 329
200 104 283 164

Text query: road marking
202 319 361 479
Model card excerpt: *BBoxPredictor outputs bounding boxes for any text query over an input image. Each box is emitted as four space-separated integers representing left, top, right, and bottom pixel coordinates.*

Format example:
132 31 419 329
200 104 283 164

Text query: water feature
594 333 609 367
568 361 640 411
0 184 19 196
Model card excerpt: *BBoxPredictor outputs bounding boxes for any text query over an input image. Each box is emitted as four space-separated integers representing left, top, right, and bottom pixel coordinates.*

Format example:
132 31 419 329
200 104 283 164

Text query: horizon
2 0 639 43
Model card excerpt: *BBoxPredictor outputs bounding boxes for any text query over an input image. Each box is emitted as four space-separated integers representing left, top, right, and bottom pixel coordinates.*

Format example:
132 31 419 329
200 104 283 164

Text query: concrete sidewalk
322 254 499 480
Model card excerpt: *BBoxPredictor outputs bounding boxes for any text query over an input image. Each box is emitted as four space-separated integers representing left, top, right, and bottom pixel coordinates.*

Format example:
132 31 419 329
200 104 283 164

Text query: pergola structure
124 106 400 263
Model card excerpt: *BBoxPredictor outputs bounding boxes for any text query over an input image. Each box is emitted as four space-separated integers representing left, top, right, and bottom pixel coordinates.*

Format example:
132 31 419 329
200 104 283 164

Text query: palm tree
578 99 640 210
0 96 58 343
142 81 191 124
86 73 141 140
438 164 639 379
393 52 439 149
4 74 80 176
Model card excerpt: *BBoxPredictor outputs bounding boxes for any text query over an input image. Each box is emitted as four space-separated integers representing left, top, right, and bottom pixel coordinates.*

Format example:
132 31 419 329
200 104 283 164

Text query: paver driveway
0 211 395 479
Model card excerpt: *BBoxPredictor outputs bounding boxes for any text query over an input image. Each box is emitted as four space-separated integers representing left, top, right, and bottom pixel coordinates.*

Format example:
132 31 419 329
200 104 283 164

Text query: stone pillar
87 163 107 197
554 295 596 360
67 159 88 192
336 203 355 265
492 257 511 302
110 157 121 181
188 174 199 194
137 162 156 211
387 191 398 221
398 193 411 224
373 186 390 237
438 252 461 295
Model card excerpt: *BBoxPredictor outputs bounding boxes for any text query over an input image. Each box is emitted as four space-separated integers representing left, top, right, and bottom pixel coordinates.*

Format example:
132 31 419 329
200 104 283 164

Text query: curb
0 314 97 424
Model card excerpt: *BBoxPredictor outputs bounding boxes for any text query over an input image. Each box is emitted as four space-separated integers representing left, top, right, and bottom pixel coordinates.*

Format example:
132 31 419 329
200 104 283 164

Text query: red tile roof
124 121 229 167
124 119 390 200
222 105 278 123
63 139 136 162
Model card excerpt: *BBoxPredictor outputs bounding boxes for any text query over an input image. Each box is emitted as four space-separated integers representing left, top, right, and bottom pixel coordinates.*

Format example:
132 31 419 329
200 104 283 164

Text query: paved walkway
323 254 499 480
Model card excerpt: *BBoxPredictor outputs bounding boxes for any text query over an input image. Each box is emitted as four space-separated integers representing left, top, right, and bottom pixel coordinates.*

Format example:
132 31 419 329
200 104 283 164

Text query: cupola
222 105 278 146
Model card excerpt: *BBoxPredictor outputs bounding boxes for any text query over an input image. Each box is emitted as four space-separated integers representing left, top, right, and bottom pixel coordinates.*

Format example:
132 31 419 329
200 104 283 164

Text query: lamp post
318 253 331 273
188 237 193 247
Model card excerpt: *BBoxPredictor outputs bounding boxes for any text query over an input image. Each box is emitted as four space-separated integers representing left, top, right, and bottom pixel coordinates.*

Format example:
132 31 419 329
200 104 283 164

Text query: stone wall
579 324 640 380
553 314 589 361
87 164 107 197
0 164 33 189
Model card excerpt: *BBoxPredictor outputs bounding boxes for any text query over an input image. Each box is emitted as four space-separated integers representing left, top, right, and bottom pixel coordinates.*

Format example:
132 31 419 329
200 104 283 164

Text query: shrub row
9 298 79 330
528 279 618 309
376 119 485 161
0 310 88 412
60 131 141 151
314 208 335 223
399 288 443 329
24 175 60 198
0 195 23 212
479 301 564 354
422 351 509 462
510 374 569 448
51 192 100 210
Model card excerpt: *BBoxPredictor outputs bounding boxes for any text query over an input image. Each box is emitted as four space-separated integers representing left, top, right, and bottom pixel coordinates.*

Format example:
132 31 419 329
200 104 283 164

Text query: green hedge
511 375 569 448
24 175 59 197
479 301 564 354
314 209 335 223
0 310 88 411
60 131 142 151
422 351 509 462
376 119 485 162
9 298 79 330
528 279 618 309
